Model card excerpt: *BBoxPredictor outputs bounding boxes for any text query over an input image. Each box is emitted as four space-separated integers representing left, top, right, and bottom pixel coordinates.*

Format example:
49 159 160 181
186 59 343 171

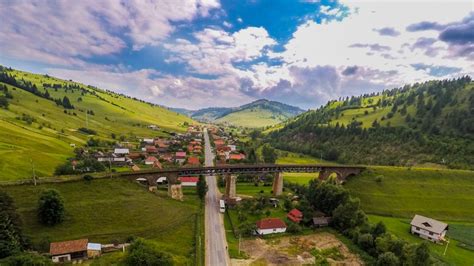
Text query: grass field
345 166 474 221
0 68 193 180
0 178 201 264
344 166 474 265
276 151 326 185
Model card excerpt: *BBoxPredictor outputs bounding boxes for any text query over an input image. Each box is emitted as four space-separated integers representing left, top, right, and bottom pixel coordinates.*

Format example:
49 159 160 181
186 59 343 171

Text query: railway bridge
120 164 365 198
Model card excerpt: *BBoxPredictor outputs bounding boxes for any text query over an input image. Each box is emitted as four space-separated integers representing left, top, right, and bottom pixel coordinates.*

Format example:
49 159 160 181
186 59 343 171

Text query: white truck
219 199 226 213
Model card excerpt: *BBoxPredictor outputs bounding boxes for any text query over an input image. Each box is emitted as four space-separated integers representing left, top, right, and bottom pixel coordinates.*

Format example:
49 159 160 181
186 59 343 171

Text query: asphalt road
204 128 230 266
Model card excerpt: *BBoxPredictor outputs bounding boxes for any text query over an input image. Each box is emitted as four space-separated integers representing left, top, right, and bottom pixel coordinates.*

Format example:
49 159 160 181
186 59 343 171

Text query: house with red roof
145 145 158 153
175 151 187 164
187 156 200 166
50 239 88 263
256 218 287 235
145 156 158 165
179 176 199 186
287 209 303 223
229 153 245 161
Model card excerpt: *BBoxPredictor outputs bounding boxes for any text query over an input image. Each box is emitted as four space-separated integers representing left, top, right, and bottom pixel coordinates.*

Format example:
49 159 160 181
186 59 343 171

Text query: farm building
312 217 331 228
287 209 303 223
410 214 448 243
87 243 102 258
256 218 287 235
50 239 88 263
179 176 199 186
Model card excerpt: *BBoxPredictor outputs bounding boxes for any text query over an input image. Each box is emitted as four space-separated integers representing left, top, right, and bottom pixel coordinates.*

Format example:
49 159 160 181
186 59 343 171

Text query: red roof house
179 176 199 186
256 218 287 235
145 145 157 153
287 209 303 223
175 151 186 159
187 156 200 166
145 156 158 165
229 153 245 161
50 239 88 262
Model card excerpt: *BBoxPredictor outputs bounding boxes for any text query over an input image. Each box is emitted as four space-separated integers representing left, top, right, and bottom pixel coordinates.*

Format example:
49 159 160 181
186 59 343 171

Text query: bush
375 175 384 183
83 175 93 182
125 238 173 266
1 252 52 265
287 222 302 234
37 189 65 226
377 252 399 266
78 127 96 135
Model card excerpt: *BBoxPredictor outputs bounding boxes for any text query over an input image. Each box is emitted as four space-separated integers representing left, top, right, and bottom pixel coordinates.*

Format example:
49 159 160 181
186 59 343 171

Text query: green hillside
268 77 474 169
0 66 193 180
215 99 304 127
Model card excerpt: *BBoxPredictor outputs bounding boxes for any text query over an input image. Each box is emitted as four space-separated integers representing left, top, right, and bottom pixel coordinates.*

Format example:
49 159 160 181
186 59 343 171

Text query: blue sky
0 0 473 109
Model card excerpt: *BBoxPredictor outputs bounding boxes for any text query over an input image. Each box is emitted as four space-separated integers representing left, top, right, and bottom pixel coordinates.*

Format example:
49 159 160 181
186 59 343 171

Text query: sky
0 0 473 110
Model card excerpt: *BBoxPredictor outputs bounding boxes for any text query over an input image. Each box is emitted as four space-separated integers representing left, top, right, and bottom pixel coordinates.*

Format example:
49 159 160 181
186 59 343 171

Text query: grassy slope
344 166 474 265
344 166 474 221
216 107 287 128
1 178 200 264
0 68 193 180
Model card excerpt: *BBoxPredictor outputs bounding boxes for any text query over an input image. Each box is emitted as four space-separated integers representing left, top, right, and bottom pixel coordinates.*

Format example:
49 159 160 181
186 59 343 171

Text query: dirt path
231 232 362 266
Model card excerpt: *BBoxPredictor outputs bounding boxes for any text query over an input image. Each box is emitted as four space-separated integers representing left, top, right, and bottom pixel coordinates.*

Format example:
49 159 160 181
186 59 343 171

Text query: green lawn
276 151 327 185
345 166 474 221
369 215 474 266
0 178 201 264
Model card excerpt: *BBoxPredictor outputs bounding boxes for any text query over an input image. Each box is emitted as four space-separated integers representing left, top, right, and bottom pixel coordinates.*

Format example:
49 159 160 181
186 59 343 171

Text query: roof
313 217 331 225
229 153 245 160
131 165 141 171
175 151 186 158
288 209 303 218
410 215 448 234
256 218 287 230
145 156 158 162
187 156 200 165
50 239 88 255
179 176 199 183
114 148 129 154
87 243 101 251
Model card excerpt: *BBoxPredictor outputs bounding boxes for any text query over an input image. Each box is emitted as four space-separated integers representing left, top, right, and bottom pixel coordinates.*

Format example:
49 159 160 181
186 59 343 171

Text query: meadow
0 178 202 264
216 106 287 128
0 68 193 180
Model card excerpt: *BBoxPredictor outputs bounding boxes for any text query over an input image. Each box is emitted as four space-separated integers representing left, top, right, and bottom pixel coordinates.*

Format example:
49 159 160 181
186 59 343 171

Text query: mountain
177 99 304 127
0 66 193 180
267 77 474 169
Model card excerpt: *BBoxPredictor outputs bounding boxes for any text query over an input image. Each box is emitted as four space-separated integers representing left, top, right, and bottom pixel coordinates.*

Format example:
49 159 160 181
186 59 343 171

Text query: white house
143 138 154 144
114 148 129 155
228 144 237 151
255 218 287 235
179 176 199 186
410 214 448 243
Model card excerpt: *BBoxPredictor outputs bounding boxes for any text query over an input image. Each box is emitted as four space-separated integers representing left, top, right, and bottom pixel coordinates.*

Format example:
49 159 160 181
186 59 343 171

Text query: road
204 128 230 266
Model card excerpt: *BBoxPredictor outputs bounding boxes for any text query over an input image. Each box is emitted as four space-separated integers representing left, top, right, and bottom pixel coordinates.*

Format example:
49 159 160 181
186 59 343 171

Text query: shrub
377 252 399 266
125 238 173 266
83 175 93 182
37 189 65 226
375 175 384 183
287 222 302 234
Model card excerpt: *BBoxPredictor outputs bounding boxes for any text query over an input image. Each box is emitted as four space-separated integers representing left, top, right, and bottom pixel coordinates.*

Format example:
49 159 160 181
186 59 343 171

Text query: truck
219 199 226 213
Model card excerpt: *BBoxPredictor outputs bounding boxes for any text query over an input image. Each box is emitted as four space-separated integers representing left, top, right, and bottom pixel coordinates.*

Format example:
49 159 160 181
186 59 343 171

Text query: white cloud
0 0 220 65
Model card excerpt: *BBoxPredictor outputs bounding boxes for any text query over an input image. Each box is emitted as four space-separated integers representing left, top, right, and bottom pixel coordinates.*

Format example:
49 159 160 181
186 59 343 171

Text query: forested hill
0 66 193 180
268 77 474 169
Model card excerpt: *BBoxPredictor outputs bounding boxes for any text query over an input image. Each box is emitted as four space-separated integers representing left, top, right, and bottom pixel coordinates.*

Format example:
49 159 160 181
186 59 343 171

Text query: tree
61 96 74 109
377 252 399 266
332 198 367 231
261 145 277 163
196 175 208 200
0 191 25 259
412 242 431 266
307 181 349 214
287 222 302 234
371 221 386 238
1 252 52 265
37 189 65 226
357 233 374 253
0 96 8 109
125 238 173 266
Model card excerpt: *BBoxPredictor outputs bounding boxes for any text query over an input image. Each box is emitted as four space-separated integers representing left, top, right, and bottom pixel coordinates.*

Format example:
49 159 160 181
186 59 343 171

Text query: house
148 124 158 130
410 214 448 243
87 243 101 258
229 153 245 161
127 152 142 160
228 144 237 151
287 209 303 223
143 138 154 144
179 176 199 186
256 218 287 235
145 145 158 153
187 156 200 166
175 151 187 164
145 156 159 165
214 139 225 147
312 217 331 228
50 239 88 263
160 153 174 162
131 165 141 171
114 148 129 155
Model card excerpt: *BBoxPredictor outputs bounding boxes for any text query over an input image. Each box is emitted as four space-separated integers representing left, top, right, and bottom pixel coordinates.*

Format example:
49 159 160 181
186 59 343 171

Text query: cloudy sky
0 0 473 109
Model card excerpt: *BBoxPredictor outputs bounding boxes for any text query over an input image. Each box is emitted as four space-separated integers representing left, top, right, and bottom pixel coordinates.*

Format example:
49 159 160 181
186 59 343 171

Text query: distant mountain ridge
172 99 305 127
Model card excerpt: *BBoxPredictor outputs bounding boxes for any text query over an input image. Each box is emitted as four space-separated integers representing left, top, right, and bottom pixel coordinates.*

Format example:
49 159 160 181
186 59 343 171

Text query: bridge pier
272 172 283 196
224 174 237 198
